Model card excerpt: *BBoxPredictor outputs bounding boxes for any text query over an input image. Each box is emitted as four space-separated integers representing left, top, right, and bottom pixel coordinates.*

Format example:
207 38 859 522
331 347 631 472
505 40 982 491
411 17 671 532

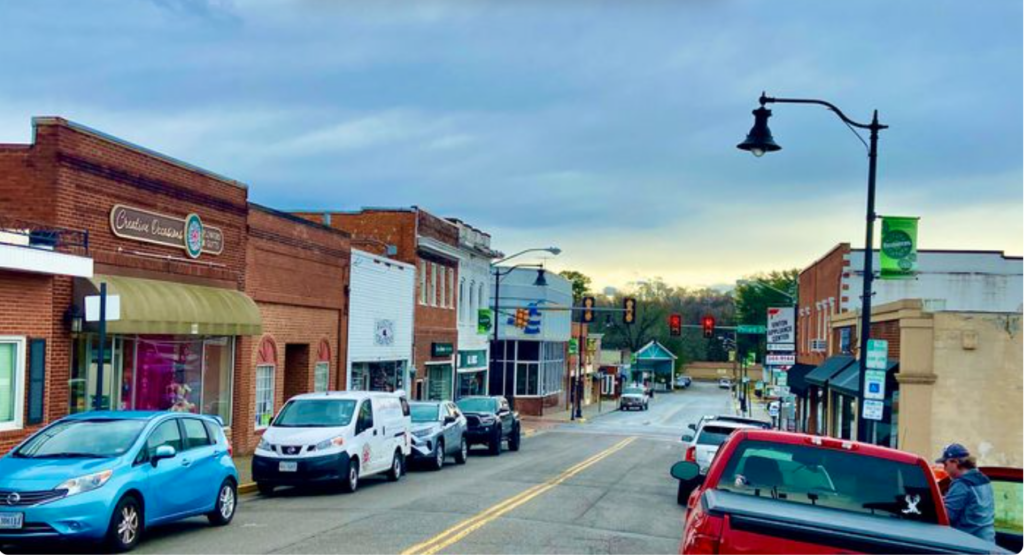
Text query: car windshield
411 403 440 423
273 399 357 427
623 387 644 395
457 398 497 413
716 440 939 523
697 425 736 446
15 419 147 458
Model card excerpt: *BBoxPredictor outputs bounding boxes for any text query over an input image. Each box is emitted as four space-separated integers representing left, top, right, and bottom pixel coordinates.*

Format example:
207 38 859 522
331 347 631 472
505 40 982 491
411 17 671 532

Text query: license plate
279 461 298 472
0 513 23 530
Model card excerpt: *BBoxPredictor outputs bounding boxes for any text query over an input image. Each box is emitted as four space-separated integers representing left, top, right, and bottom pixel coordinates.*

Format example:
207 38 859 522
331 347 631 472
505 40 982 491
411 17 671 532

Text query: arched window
315 339 331 392
255 337 277 429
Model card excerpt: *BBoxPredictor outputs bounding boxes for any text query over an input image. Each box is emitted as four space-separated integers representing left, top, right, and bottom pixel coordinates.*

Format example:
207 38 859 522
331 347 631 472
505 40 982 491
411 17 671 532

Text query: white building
447 220 501 398
346 249 416 393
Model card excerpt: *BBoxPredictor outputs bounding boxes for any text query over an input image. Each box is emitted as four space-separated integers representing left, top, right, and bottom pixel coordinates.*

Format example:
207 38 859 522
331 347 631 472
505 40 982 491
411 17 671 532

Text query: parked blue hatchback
0 411 238 552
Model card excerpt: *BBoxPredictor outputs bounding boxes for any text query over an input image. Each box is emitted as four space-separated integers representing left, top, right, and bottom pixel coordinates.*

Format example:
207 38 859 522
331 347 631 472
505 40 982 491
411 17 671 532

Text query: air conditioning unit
810 339 828 352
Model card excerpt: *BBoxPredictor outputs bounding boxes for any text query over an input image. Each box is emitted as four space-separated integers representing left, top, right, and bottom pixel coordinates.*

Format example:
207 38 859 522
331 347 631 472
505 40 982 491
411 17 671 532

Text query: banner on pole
880 216 919 279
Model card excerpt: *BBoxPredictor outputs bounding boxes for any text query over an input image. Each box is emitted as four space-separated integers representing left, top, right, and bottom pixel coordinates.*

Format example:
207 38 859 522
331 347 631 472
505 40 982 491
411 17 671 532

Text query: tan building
830 299 1022 467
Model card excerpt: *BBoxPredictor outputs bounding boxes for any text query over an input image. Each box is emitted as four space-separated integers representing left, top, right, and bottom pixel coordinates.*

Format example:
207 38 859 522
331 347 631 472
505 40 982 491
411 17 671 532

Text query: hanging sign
880 216 919 279
767 307 796 351
477 309 493 335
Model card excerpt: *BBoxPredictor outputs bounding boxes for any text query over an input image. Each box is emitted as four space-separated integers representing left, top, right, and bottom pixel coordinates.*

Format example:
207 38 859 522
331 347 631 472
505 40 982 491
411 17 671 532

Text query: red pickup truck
671 430 1007 554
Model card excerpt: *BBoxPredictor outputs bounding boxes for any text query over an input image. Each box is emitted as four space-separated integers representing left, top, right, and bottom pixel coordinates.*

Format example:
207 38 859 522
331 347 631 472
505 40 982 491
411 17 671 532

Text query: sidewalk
520 398 615 430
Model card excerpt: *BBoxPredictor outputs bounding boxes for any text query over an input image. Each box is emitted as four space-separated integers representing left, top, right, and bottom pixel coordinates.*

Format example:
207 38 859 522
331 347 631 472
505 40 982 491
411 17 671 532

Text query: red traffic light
701 315 716 338
669 314 682 336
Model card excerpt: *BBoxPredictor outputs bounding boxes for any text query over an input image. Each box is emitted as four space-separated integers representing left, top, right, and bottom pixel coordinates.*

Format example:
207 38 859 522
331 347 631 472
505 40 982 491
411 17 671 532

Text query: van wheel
341 458 359 493
431 440 445 471
454 437 468 465
508 426 521 452
207 479 237 526
106 494 143 552
386 451 404 482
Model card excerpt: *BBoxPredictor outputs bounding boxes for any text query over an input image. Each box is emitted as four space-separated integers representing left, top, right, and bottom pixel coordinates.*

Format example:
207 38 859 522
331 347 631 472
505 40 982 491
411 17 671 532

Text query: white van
252 391 411 495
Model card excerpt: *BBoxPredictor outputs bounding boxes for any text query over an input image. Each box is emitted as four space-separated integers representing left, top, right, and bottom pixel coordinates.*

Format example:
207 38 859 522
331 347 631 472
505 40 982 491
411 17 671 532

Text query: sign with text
737 324 766 334
431 342 454 358
865 370 887 400
458 350 487 369
775 370 788 387
85 294 121 322
880 216 919 279
110 204 224 258
766 307 795 351
765 353 795 366
477 309 493 335
862 399 884 421
866 339 888 370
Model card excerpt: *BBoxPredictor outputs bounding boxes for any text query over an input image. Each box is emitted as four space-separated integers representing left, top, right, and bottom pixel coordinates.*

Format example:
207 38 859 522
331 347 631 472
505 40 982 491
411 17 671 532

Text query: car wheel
341 457 359 493
257 482 275 496
106 494 143 552
387 451 404 482
508 425 521 452
454 437 468 465
431 440 445 471
207 479 237 526
488 426 502 456
677 480 689 505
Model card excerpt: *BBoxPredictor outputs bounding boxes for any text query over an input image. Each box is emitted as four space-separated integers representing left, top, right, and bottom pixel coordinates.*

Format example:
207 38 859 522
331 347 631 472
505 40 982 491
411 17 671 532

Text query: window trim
255 363 276 431
0 336 26 432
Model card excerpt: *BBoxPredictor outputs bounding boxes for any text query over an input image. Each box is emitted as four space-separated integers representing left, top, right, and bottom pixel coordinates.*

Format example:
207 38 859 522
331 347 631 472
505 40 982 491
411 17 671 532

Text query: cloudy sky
2 0 1020 290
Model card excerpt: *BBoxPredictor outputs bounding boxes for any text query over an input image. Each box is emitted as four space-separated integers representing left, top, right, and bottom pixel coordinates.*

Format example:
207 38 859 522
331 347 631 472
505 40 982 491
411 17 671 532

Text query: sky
1 0 1021 291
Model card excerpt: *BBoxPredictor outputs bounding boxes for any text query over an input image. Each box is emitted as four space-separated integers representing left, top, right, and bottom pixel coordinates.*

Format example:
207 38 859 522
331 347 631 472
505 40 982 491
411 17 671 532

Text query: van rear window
716 440 938 523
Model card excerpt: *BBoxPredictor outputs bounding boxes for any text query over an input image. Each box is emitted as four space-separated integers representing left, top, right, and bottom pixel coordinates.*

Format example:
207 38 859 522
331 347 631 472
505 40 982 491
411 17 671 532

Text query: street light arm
493 247 560 265
760 92 888 131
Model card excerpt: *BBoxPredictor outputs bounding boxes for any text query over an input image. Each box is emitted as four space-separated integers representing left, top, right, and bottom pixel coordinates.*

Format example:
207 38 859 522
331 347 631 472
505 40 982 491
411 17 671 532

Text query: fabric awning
785 363 816 397
831 359 899 397
804 355 855 387
77 274 262 336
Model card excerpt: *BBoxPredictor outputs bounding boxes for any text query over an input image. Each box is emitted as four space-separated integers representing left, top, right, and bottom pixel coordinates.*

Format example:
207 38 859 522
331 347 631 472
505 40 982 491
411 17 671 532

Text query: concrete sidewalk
520 398 615 427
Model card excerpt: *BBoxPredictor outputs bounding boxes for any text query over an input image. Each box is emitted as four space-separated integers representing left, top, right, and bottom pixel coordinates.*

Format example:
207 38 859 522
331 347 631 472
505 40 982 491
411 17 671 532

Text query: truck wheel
387 451 404 482
454 437 468 465
341 458 359 493
431 440 445 471
508 426 521 452
488 426 502 456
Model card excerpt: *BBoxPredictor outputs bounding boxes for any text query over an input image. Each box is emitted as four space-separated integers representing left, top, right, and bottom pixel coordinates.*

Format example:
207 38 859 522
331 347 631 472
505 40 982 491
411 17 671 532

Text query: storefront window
515 362 539 396
427 364 453 400
0 338 25 430
201 338 233 424
255 363 275 429
352 361 406 392
457 371 485 398
314 362 330 393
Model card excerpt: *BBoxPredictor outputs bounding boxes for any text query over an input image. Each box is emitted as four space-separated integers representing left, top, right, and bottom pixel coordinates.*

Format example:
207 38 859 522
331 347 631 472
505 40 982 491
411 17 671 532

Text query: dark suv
455 396 521 455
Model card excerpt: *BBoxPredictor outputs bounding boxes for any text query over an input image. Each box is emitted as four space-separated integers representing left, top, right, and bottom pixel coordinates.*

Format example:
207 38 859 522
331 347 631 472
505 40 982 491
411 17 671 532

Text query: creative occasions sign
110 204 224 258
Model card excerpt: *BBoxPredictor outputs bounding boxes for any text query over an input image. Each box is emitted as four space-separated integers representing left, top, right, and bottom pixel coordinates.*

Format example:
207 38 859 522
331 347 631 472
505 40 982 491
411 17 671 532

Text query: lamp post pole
739 93 887 443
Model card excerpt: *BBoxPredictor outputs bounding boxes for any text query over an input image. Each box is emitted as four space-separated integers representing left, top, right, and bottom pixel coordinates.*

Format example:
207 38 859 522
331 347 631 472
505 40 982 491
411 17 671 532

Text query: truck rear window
715 440 939 523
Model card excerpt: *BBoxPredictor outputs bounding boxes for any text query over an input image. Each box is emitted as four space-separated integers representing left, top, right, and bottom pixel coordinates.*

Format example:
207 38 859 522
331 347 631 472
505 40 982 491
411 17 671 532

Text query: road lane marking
401 437 636 555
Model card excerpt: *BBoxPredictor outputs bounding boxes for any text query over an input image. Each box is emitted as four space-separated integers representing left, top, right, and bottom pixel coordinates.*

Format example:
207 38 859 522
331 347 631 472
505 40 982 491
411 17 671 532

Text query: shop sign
110 204 224 258
767 306 795 351
458 350 487 369
431 342 454 358
477 309 493 335
862 399 884 421
374 319 395 346
765 353 795 366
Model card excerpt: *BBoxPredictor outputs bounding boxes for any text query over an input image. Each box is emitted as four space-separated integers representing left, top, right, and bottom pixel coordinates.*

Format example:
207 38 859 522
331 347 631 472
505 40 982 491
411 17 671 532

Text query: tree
732 269 799 362
558 270 592 303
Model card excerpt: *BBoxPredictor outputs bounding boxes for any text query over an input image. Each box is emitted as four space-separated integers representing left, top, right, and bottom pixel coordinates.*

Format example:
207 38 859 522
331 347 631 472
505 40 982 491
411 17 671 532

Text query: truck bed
703 489 1007 554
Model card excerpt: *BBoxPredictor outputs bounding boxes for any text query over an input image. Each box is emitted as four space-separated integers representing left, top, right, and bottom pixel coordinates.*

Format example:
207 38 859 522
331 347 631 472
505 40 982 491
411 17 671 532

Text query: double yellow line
401 437 636 555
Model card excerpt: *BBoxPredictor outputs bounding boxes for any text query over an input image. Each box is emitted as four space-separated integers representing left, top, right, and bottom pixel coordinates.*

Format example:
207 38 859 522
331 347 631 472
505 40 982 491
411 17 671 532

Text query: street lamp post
738 92 888 443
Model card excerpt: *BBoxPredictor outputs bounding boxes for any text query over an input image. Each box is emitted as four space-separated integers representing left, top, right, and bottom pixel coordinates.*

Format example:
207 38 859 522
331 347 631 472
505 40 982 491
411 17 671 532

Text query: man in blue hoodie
937 443 996 543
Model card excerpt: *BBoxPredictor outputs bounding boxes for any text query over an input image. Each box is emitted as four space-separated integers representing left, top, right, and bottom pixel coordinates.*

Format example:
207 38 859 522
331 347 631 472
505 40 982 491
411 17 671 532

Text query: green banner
569 339 579 355
880 216 919 279
477 309 493 335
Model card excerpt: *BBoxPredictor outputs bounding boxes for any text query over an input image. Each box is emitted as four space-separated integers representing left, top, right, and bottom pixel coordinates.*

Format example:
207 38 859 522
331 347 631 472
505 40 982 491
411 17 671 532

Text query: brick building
296 208 462 401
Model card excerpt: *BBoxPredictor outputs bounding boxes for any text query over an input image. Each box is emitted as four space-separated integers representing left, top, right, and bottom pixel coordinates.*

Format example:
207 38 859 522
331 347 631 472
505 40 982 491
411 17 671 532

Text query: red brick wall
798 244 850 366
834 321 901 361
0 272 71 454
301 211 418 264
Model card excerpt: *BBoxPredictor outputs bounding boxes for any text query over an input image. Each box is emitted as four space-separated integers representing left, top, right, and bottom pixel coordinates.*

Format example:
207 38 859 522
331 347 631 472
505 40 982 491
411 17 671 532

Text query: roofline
32 117 248 190
250 203 352 239
800 243 851 277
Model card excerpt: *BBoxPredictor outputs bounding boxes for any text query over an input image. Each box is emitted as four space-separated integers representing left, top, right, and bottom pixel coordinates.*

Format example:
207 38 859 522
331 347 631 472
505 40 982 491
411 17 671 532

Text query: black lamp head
532 268 548 288
737 106 782 157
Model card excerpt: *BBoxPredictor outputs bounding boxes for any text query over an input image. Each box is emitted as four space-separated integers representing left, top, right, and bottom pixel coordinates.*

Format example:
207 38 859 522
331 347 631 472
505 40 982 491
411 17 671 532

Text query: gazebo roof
634 340 678 361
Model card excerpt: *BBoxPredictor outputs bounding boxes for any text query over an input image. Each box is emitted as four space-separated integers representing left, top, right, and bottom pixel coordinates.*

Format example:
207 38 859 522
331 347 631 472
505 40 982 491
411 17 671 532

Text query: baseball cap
935 443 970 463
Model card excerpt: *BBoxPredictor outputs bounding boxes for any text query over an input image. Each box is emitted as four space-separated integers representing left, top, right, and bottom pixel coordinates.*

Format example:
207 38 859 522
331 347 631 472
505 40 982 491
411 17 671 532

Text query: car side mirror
670 461 702 482
151 445 176 466
681 434 694 443
444 415 456 425
687 423 696 431
497 407 510 415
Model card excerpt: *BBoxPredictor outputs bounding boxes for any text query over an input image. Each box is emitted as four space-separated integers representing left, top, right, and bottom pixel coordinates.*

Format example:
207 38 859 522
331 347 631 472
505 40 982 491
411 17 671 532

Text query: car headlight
258 437 273 451
412 428 433 438
314 437 345 451
57 469 113 497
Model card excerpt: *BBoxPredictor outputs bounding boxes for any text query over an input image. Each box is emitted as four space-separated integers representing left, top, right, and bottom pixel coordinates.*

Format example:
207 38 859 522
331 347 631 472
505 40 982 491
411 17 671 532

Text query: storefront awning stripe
76 274 262 336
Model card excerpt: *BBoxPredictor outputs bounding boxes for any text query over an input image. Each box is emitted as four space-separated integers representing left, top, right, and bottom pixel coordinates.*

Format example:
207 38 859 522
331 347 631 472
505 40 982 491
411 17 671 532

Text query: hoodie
944 469 996 543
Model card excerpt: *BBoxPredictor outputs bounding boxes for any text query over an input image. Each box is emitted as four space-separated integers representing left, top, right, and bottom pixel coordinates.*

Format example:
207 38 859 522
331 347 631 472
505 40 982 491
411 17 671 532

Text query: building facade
448 220 501 398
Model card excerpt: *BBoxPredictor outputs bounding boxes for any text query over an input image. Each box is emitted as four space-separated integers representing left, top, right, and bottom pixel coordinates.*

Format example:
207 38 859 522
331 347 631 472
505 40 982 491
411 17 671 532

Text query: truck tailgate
703 490 1007 554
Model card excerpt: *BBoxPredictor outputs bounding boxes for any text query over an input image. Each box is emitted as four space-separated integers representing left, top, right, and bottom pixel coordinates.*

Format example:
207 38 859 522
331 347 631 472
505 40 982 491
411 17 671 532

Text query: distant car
674 376 692 389
456 396 521 456
619 386 650 411
0 412 238 552
253 391 412 495
718 378 732 389
409 401 468 470
697 414 771 430
680 418 763 478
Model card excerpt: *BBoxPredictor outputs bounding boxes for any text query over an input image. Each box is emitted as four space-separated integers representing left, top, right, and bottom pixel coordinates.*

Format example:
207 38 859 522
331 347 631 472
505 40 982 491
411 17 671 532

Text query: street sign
768 401 780 417
775 385 790 396
865 369 886 400
765 353 795 366
862 399 884 421
866 339 888 370
741 376 750 384
775 370 788 387
85 294 121 322
737 324 766 334
767 307 795 349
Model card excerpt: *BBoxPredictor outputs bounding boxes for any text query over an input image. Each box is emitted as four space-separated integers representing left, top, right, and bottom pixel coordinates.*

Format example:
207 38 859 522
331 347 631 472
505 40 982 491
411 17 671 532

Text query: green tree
732 269 799 362
558 270 592 303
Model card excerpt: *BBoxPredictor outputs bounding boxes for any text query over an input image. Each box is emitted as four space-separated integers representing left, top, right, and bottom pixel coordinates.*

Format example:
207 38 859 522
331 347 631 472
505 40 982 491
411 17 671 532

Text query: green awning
831 359 899 397
804 355 855 387
77 275 262 336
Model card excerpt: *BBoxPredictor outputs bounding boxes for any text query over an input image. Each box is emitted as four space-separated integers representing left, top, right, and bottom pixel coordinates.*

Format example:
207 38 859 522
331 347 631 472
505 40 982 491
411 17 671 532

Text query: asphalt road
47 384 732 555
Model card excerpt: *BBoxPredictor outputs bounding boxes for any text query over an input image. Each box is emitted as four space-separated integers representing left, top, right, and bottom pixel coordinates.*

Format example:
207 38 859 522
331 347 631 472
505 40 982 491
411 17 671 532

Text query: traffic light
582 296 595 323
515 308 529 329
669 313 682 336
701 315 715 338
623 297 637 324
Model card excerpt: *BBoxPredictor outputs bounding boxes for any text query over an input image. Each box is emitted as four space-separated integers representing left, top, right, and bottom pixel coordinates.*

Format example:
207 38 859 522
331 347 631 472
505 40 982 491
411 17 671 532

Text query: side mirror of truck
687 423 696 431
670 461 702 483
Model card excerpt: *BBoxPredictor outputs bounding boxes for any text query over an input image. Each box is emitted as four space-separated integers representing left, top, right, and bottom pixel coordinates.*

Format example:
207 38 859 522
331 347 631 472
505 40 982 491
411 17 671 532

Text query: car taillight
227 438 234 457
683 514 723 555
685 446 696 462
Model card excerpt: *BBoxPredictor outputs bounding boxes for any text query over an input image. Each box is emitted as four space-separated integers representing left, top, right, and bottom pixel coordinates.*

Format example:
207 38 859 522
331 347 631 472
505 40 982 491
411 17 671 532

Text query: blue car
0 411 238 552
